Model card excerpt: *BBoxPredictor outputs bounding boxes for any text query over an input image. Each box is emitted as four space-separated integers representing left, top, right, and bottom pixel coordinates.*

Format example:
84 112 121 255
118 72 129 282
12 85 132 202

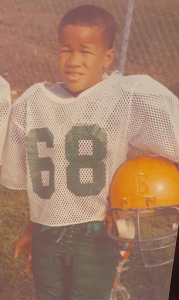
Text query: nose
66 52 82 68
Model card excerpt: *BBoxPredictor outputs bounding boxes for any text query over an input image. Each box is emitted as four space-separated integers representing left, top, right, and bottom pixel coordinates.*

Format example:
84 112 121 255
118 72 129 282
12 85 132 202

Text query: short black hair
58 5 116 49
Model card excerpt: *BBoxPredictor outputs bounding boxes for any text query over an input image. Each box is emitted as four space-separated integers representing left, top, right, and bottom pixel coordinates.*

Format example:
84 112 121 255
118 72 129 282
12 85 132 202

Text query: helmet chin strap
110 259 131 300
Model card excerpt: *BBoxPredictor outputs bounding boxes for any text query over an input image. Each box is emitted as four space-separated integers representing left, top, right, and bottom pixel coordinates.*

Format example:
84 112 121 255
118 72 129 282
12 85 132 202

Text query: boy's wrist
23 219 35 237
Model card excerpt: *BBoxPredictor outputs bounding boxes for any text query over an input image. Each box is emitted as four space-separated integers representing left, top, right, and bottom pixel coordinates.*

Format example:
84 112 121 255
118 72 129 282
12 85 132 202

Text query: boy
0 76 11 166
1 4 179 300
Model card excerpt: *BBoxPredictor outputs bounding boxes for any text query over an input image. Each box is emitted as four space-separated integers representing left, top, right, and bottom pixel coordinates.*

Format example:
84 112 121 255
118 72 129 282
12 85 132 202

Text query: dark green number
27 128 55 199
27 125 107 199
65 125 107 196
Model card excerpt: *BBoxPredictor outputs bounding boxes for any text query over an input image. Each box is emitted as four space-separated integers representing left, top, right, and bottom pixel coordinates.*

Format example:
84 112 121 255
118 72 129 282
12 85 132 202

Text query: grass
0 186 35 299
0 0 179 299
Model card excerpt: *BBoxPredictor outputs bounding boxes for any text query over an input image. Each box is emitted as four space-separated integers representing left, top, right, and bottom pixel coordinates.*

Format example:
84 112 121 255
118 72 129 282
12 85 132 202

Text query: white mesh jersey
1 72 179 226
0 76 11 165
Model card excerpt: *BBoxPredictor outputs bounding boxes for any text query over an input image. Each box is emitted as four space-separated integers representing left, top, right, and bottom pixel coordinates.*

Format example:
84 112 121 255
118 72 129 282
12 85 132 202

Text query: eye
82 51 92 55
60 50 71 53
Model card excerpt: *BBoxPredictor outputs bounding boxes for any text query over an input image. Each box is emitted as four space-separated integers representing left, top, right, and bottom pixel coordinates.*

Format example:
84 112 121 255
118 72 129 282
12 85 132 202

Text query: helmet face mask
108 207 179 267
108 156 179 268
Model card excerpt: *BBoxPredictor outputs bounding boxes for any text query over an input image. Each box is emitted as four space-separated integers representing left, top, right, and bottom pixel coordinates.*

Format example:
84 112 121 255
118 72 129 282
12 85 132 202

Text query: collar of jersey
38 71 118 104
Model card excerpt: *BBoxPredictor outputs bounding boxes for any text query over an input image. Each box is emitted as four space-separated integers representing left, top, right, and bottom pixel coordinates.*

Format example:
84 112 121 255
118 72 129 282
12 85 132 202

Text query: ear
103 48 115 69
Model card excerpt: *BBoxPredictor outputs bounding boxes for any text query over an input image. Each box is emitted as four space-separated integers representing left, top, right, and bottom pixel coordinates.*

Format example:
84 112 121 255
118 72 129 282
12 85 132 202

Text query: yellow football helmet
108 155 179 267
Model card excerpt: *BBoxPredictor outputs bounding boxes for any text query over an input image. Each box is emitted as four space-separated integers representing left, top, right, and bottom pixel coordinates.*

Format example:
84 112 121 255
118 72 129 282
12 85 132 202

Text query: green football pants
32 221 117 300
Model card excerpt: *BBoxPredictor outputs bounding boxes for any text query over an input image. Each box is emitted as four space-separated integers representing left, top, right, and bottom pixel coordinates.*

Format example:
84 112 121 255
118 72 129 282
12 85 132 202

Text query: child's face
58 25 115 97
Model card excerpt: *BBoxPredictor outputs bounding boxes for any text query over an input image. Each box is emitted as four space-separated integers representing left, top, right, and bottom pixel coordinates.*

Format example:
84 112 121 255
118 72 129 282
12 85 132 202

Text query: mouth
66 72 83 81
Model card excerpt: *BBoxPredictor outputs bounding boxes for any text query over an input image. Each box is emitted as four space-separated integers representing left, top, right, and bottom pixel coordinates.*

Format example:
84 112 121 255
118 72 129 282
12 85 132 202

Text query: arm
14 218 35 273
23 218 35 237
0 87 35 271
0 76 11 165
14 218 34 259
0 93 27 189
1 84 38 189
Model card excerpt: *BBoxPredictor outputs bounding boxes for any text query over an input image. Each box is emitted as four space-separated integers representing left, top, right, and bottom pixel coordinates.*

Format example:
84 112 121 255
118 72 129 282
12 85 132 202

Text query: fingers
24 254 32 273
14 242 21 259
23 244 32 258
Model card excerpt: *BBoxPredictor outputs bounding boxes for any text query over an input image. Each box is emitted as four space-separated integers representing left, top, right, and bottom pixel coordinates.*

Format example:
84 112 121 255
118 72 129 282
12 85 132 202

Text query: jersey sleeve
0 76 11 165
0 92 27 190
128 75 179 162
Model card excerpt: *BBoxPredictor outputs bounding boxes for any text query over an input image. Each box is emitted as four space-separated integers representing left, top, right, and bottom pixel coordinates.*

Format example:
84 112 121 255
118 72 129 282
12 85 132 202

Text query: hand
24 254 32 273
14 234 32 273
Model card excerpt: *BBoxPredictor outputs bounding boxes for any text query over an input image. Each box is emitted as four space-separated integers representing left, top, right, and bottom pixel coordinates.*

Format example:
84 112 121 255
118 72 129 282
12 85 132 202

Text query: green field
0 0 179 299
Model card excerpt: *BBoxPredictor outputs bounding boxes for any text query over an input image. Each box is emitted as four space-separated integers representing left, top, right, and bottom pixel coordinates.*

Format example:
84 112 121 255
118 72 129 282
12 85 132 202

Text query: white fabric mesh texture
1 72 179 226
0 76 11 165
